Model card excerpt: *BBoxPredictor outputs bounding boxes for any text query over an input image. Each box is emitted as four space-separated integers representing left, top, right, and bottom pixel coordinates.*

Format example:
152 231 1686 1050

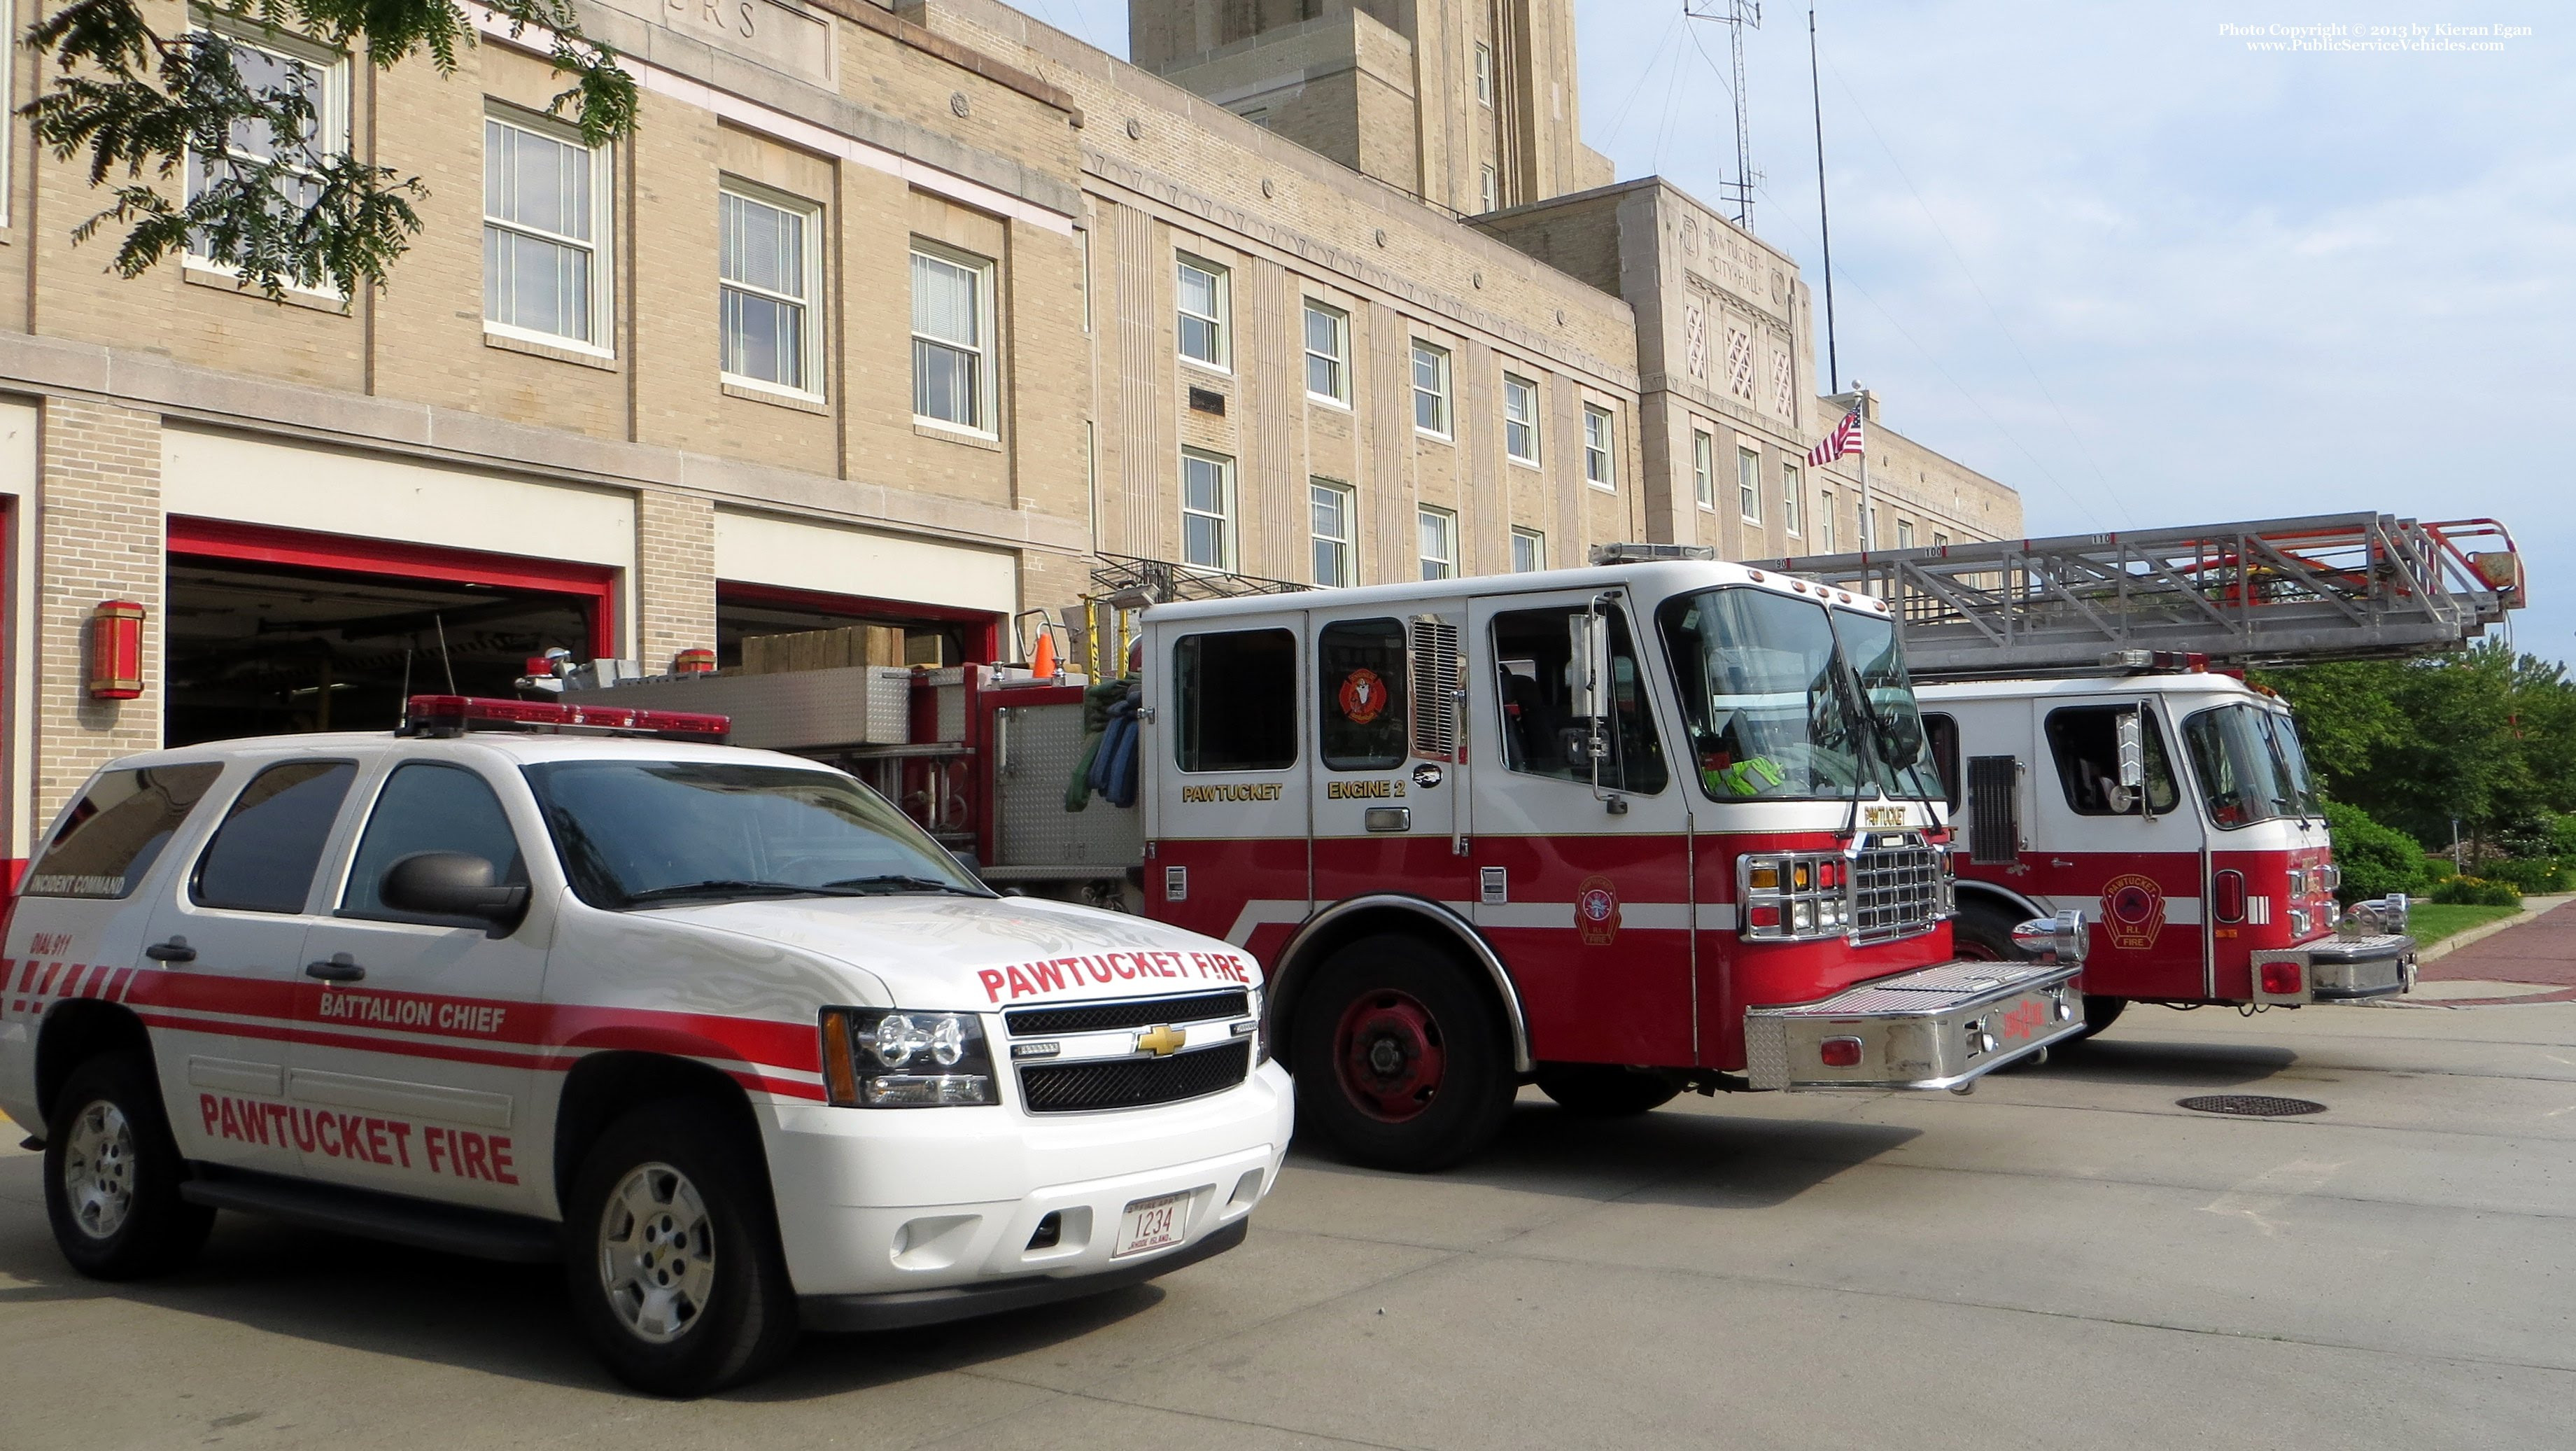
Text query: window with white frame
912 243 994 431
1780 462 1801 536
1479 164 1498 213
1736 445 1761 523
1474 43 1493 104
1412 340 1451 436
1503 374 1540 464
484 111 610 347
719 184 821 395
1819 490 1836 552
1311 479 1355 587
1418 507 1458 580
1934 530 1950 549
1177 253 1228 368
1304 300 1349 404
188 20 347 283
1512 528 1545 573
1896 519 1916 549
1693 429 1715 510
1181 450 1236 570
1583 405 1614 489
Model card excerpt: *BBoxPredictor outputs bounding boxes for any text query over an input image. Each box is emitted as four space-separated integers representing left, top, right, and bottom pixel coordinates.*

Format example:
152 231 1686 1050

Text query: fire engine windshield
523 760 990 909
1658 587 1908 801
1827 608 1944 801
2181 703 2321 829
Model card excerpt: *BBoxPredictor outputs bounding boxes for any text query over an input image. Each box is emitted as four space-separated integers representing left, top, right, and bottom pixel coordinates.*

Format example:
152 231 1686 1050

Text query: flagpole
1856 386 1872 551
1809 6 1840 395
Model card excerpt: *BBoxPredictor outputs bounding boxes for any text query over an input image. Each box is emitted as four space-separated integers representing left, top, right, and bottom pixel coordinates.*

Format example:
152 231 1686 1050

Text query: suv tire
1291 933 1516 1172
563 1098 801 1396
45 1049 213 1280
1533 1064 1680 1117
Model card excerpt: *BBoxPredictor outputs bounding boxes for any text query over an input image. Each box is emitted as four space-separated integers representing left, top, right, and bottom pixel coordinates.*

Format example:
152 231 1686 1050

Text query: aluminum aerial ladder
1752 513 2525 681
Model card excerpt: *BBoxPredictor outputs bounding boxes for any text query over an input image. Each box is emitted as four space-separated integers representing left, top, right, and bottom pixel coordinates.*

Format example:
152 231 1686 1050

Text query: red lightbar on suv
402 694 731 743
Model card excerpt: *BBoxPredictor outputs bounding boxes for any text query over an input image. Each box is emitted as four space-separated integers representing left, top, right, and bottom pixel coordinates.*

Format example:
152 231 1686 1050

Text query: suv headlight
819 1007 998 1107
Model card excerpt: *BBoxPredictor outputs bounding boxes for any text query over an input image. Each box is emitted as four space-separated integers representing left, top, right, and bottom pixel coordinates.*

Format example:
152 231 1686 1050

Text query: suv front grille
1018 1042 1251 1114
1853 841 1944 944
1005 989 1248 1037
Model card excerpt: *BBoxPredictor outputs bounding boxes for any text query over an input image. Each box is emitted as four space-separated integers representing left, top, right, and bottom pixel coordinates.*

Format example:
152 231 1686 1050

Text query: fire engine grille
1018 1042 1252 1114
1005 990 1250 1038
1852 842 1943 944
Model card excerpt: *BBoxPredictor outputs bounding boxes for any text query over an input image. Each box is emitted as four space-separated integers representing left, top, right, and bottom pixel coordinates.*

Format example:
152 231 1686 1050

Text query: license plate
1113 1191 1189 1258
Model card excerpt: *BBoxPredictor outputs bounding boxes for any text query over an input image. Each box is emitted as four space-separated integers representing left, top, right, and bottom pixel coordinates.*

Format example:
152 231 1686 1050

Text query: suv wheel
1291 933 1516 1172
564 1100 800 1396
45 1050 213 1279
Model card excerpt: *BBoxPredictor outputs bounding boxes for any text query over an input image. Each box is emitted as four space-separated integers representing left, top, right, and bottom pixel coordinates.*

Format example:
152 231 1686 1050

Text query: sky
1015 2 2571 667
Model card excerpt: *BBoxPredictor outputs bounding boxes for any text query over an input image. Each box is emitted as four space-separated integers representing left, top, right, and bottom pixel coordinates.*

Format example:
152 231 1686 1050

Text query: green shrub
2484 857 2570 893
2554 815 2576 859
2423 855 2457 881
2432 876 2524 908
2323 799 2429 903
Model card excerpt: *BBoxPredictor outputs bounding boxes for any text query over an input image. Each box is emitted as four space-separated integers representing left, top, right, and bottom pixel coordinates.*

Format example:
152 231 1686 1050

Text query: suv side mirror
381 852 529 935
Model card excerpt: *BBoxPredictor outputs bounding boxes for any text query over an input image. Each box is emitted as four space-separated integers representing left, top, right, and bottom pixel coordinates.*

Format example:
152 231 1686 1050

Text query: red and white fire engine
1773 513 2523 1033
606 554 2095 1170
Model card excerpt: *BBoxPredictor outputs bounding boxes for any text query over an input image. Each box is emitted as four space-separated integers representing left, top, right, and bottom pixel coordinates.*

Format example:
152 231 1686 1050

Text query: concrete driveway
3 1000 2570 1449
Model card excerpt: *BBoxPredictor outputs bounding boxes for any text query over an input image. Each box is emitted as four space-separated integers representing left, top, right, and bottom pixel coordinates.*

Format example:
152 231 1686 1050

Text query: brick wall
636 492 718 672
34 399 163 825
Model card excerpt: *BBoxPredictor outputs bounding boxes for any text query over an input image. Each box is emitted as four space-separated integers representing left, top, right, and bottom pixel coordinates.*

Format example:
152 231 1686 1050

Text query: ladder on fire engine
1760 513 2524 680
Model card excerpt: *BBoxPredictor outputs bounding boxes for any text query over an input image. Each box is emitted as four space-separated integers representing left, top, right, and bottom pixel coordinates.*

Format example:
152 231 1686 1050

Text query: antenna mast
1685 0 1763 227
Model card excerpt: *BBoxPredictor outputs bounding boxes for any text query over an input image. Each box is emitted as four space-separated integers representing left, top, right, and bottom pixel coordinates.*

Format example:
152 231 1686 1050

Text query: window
913 244 994 430
1780 463 1802 536
1174 629 1299 772
1479 164 1498 213
1412 340 1452 435
719 185 821 395
1474 42 1493 104
1737 446 1761 523
2184 703 2318 829
1693 430 1715 510
23 764 223 899
1418 506 1458 580
1311 479 1355 587
1583 405 1615 490
1934 531 1950 549
343 764 528 920
192 761 358 914
1896 519 1916 549
1304 300 1349 404
1819 491 1836 551
1319 619 1409 771
1181 450 1235 570
1504 374 1540 464
1490 605 1668 793
188 22 346 285
1924 713 1962 812
1177 254 1228 367
2046 706 2179 817
1512 528 1546 573
484 113 609 348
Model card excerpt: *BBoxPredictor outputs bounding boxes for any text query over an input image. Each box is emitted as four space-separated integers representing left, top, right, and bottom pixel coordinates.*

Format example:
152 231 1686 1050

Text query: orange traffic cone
1029 629 1059 678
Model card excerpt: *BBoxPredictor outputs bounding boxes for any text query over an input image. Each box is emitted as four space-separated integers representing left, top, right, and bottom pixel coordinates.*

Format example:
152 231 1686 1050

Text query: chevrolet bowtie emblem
1136 1023 1186 1057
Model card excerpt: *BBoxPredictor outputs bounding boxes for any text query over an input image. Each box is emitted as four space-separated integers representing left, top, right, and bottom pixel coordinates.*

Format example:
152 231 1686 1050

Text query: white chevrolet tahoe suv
0 696 1290 1395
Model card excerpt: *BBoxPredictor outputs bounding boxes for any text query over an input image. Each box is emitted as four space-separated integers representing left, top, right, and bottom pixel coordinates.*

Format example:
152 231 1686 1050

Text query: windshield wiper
820 874 990 897
621 879 873 906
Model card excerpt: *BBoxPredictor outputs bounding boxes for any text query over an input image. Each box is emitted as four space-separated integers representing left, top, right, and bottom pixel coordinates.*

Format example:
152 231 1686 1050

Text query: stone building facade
0 0 2017 871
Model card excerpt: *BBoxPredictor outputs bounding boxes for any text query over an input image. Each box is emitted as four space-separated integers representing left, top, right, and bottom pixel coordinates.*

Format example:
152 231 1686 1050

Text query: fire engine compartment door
1465 590 1694 1068
1146 612 1312 959
2027 696 2207 997
1310 606 1468 914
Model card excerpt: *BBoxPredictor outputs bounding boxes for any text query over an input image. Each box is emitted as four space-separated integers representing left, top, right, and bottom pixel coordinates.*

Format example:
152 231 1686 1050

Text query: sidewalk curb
2416 893 2574 966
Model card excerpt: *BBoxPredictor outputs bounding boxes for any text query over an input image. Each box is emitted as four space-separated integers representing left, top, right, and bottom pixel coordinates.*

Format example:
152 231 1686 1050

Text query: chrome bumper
1742 960 2088 1092
2255 933 2419 1004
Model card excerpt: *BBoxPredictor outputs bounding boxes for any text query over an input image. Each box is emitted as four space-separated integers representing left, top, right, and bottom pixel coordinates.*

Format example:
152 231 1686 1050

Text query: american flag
1806 409 1863 467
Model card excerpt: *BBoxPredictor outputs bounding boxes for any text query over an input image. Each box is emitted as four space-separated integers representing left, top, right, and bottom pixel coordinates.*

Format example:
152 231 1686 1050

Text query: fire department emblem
1338 668 1389 725
2101 873 2165 951
1575 875 1621 946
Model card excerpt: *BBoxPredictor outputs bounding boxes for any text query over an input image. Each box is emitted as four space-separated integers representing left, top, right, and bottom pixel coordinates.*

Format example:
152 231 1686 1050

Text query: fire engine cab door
289 756 550 1214
2027 697 2207 996
1465 591 1695 1067
1148 612 1314 962
1310 606 1468 915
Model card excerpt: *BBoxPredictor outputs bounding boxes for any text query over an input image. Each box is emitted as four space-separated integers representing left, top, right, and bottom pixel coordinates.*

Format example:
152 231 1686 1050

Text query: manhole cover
2177 1094 2326 1117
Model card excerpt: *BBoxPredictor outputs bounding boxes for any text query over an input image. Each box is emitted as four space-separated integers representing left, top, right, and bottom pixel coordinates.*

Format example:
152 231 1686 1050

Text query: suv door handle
304 953 366 983
143 939 197 964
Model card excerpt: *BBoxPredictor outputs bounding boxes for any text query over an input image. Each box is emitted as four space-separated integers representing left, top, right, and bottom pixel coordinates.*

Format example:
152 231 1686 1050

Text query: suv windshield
523 760 989 909
2181 703 2319 829
1658 587 1934 801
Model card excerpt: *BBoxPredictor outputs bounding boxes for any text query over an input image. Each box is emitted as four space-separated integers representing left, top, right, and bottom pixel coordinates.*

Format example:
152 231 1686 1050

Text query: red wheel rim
1333 988 1446 1123
1953 937 2003 962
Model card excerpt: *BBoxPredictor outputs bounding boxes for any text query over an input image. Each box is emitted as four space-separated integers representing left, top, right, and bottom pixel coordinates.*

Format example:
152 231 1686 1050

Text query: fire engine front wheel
1293 934 1516 1172
564 1099 801 1397
43 1051 213 1280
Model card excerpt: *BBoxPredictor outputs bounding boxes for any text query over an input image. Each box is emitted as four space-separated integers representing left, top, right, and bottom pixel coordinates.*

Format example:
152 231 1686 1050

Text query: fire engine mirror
1568 610 1609 720
2115 710 2146 794
381 851 529 934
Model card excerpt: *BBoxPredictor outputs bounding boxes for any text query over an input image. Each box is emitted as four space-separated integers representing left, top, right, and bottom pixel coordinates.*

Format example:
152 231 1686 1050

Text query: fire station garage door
164 525 613 748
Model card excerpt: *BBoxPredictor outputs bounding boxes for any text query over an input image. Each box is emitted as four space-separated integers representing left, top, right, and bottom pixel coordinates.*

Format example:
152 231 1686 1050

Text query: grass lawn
2409 902 2524 949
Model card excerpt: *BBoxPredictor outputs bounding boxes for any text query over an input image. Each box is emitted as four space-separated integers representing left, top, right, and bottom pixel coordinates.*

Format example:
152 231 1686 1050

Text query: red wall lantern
87 600 145 700
674 647 717 675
